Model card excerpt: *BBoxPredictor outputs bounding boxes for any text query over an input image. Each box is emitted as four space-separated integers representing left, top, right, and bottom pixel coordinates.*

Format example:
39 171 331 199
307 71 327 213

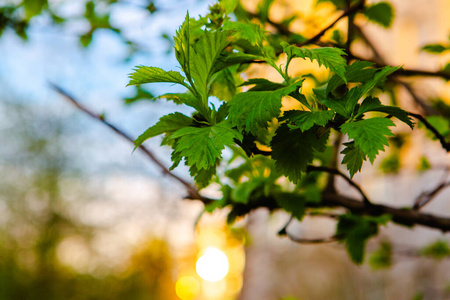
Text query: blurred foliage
412 292 424 300
379 152 400 174
420 240 450 260
336 214 390 264
369 241 392 269
0 98 179 299
417 156 431 172
0 0 157 53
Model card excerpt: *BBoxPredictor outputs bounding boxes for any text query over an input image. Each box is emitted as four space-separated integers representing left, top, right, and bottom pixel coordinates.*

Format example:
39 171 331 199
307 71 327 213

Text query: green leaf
127 66 187 87
155 93 207 116
239 78 286 92
324 66 400 118
275 192 306 220
358 65 401 98
283 45 347 83
213 52 263 73
331 29 344 45
322 87 361 118
232 180 263 204
219 0 239 14
209 68 236 101
282 110 334 131
134 112 193 148
422 44 448 54
124 86 154 104
337 214 380 264
340 142 366 178
257 0 275 23
190 29 230 98
226 164 252 183
271 125 328 184
223 21 265 46
188 163 218 188
23 0 47 19
174 13 192 82
170 120 242 171
229 82 301 135
362 2 394 28
341 118 395 163
327 61 376 94
356 97 414 129
80 31 93 47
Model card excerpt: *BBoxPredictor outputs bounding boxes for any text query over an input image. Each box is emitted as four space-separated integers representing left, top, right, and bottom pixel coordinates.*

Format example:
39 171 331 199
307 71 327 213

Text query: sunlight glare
196 247 229 282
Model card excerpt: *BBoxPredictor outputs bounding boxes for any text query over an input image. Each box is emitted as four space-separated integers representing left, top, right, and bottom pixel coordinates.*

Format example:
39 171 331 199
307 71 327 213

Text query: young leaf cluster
127 2 419 265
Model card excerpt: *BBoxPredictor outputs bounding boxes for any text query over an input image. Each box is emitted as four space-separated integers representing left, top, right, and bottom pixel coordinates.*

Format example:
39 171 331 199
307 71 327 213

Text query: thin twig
307 165 371 205
307 211 340 219
409 112 450 152
50 83 209 203
285 232 339 244
297 0 365 47
394 80 438 116
278 215 293 235
278 215 340 244
413 181 450 210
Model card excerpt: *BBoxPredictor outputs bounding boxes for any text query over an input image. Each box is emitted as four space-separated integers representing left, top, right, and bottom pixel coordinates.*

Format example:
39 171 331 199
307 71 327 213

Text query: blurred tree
0 96 179 299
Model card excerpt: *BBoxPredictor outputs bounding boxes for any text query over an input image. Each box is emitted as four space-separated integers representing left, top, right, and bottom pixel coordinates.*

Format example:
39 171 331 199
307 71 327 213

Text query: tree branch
307 165 371 205
321 193 450 232
50 83 210 203
52 87 450 232
409 112 450 152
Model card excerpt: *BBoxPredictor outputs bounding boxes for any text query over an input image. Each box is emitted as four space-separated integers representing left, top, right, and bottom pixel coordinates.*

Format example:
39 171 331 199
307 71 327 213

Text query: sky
0 0 219 272
0 0 214 177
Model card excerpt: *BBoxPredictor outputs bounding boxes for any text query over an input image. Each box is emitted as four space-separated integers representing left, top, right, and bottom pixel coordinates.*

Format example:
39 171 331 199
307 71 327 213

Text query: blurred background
0 0 449 299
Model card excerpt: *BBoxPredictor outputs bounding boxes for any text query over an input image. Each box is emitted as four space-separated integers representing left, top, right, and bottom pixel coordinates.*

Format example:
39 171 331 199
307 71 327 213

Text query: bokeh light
196 247 229 282
175 276 200 300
